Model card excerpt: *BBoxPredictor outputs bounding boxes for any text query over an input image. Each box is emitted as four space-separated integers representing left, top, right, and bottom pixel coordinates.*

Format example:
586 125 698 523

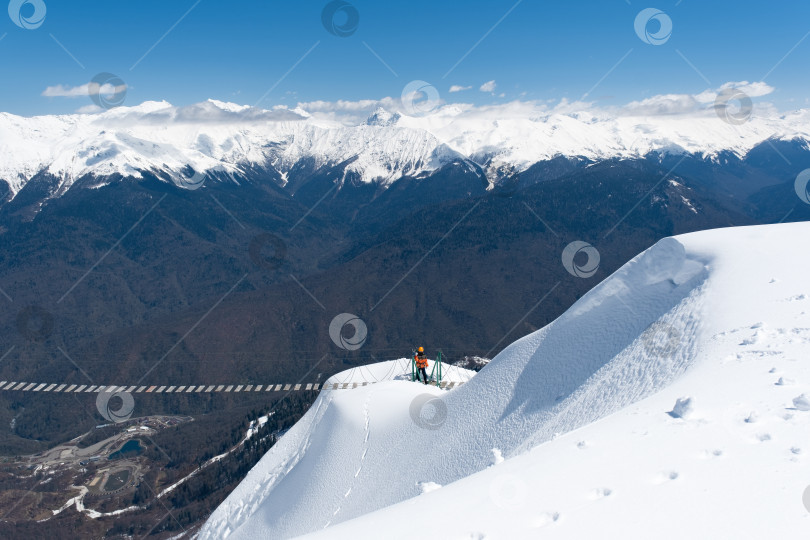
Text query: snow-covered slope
202 222 810 539
293 222 810 539
199 360 477 538
2 98 809 199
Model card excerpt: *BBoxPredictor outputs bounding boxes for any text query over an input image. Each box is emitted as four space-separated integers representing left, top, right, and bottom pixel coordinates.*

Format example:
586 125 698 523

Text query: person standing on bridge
415 346 429 385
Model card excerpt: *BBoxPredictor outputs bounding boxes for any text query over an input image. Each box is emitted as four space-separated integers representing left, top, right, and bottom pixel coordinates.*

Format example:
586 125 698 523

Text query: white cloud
622 93 701 115
71 100 306 126
293 97 402 125
43 82 127 98
285 80 779 126
449 85 472 93
296 98 394 112
139 101 305 124
75 104 104 114
43 83 91 98
479 80 497 93
622 81 775 116
59 79 780 131
694 81 775 103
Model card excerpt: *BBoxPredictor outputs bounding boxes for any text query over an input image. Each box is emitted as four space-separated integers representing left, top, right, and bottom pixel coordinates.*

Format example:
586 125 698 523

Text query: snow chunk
669 397 695 419
418 481 442 494
792 394 810 411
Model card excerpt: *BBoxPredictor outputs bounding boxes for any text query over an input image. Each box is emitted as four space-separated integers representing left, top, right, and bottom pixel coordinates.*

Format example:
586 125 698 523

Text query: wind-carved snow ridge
200 235 715 540
455 236 709 458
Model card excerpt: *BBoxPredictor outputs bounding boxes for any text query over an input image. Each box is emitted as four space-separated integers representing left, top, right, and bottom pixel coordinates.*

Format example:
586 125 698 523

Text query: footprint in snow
653 471 679 484
589 488 612 500
531 512 561 528
698 449 724 459
757 433 772 442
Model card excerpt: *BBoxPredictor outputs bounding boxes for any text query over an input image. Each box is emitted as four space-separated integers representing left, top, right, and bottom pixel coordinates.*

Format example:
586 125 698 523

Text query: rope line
0 380 469 394
0 361 474 395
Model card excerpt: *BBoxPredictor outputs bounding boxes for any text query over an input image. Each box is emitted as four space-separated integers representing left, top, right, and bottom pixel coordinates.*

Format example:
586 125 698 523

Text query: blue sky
2 0 809 116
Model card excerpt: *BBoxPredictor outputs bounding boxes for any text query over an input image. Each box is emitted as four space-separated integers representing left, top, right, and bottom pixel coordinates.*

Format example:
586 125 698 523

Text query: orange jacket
415 353 428 369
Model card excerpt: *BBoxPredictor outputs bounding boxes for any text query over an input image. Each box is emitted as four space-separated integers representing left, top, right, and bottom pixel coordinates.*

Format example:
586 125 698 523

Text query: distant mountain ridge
1 99 809 209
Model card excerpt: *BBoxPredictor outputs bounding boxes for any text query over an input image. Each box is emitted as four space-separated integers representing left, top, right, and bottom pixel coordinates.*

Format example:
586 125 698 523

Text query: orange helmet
418 346 424 353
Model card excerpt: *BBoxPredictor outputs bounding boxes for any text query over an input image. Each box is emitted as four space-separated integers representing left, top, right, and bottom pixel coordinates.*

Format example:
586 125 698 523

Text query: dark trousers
417 367 428 384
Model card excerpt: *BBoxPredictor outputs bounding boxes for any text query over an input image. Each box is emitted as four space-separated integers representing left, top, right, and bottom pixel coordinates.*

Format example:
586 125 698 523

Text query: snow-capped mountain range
3 91 810 200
